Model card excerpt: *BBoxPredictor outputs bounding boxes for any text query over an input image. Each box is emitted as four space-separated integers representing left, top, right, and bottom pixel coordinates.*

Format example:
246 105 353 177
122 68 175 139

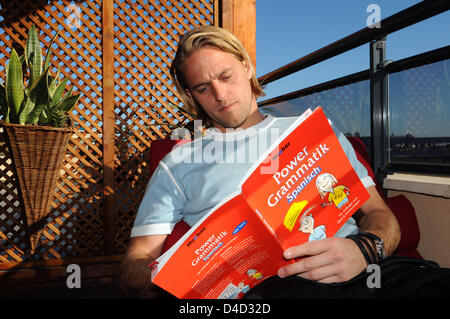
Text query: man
120 26 449 298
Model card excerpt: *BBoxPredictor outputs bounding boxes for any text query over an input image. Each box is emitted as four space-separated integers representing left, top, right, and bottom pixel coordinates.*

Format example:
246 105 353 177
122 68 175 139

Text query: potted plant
0 25 80 255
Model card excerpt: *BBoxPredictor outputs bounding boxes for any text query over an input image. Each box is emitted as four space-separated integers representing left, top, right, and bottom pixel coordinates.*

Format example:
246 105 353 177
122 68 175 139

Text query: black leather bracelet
358 234 377 264
359 232 386 262
347 235 374 265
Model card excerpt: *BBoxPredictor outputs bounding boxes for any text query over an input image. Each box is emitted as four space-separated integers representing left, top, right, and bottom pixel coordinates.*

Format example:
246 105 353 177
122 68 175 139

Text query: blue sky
255 0 450 101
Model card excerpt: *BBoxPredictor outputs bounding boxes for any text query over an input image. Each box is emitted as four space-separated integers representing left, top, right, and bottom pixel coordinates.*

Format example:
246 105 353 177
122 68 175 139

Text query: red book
150 107 370 299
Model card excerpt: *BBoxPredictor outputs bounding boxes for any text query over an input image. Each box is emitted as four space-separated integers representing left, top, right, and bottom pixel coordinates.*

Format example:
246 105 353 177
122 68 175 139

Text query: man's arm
277 185 401 283
356 186 401 256
120 234 168 297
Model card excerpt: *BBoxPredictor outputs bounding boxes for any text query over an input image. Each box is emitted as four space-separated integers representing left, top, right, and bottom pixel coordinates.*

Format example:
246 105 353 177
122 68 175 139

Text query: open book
150 107 370 299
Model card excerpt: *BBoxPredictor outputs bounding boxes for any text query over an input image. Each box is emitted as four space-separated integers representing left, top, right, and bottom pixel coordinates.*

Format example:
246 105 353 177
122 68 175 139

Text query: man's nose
211 81 226 102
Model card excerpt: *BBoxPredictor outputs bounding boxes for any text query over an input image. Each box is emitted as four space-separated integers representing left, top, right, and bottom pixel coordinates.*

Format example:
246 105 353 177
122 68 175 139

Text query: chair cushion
161 220 191 253
149 139 185 177
346 136 385 198
385 194 421 251
346 137 422 259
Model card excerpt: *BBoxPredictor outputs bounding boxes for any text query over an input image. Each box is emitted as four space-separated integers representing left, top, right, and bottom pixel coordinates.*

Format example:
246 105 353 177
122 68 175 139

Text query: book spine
254 208 277 239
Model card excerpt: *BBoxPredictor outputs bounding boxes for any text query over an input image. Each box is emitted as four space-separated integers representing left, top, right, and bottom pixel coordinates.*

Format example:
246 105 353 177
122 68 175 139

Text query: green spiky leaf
18 55 25 67
43 31 59 72
25 24 43 85
18 93 34 125
50 77 68 107
56 92 80 113
5 49 24 123
27 68 50 124
48 66 62 98
50 109 65 127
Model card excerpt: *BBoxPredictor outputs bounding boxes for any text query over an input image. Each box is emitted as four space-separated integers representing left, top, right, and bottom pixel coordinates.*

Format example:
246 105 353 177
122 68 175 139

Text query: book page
241 107 370 250
151 194 292 299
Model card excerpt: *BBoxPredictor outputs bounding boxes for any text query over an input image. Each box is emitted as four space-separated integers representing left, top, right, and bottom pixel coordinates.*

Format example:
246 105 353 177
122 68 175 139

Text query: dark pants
243 256 450 299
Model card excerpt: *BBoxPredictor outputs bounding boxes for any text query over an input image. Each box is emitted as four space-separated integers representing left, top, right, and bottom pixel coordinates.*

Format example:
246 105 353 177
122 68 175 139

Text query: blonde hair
170 26 265 122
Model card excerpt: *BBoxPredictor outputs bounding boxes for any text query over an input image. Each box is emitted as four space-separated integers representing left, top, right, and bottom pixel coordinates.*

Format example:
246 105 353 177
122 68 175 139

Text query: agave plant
0 24 80 127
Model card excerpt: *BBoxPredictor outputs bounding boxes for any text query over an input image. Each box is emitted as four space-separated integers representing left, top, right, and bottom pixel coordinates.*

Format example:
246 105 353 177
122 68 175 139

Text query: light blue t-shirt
131 114 374 238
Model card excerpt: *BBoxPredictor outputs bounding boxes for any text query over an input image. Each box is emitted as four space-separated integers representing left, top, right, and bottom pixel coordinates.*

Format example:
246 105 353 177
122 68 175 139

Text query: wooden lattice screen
0 0 217 264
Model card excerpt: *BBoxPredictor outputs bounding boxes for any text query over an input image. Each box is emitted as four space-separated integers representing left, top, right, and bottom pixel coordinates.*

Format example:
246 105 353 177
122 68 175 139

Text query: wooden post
102 0 115 254
219 0 257 69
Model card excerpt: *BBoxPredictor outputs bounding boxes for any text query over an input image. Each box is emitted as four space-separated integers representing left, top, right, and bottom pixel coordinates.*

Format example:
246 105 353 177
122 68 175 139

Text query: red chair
347 137 422 259
149 137 423 259
346 137 384 198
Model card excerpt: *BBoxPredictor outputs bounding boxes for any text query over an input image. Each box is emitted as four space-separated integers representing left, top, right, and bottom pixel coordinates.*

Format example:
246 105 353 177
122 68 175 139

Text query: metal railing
257 0 450 182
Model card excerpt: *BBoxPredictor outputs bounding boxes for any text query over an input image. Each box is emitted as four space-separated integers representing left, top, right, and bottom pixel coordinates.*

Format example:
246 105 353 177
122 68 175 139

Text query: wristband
347 235 375 265
358 234 377 264
359 232 386 262
148 260 158 269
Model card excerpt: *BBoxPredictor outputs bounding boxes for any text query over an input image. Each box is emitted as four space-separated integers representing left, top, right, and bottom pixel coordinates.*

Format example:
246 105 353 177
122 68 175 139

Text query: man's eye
196 86 208 93
221 74 231 81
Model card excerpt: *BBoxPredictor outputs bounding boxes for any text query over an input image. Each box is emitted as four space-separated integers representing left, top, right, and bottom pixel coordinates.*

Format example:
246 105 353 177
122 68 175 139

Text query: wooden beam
0 255 124 270
219 0 256 69
0 257 124 298
102 0 115 254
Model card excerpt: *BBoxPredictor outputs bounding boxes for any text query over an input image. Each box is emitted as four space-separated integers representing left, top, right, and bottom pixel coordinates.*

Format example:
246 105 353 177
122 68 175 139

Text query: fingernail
284 250 292 259
278 268 286 278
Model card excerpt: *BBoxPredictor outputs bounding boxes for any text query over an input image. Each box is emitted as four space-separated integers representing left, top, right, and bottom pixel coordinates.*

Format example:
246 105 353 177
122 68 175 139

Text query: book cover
241 106 370 250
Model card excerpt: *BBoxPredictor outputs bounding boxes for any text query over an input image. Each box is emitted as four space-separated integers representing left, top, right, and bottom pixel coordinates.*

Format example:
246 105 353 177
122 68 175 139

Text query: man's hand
277 237 367 284
277 185 401 284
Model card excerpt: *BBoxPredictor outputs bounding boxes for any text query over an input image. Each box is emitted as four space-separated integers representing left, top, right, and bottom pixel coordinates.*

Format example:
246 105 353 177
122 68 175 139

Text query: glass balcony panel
262 80 371 138
389 59 450 165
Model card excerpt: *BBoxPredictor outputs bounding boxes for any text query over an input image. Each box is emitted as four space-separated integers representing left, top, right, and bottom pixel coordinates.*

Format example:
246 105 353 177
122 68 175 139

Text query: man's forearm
358 207 401 256
120 234 167 297
120 252 156 298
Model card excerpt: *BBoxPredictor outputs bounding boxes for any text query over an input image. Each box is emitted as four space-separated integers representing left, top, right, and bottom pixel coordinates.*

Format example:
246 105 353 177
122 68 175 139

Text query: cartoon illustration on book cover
316 173 350 209
247 268 263 280
283 200 309 231
299 208 327 241
218 281 250 299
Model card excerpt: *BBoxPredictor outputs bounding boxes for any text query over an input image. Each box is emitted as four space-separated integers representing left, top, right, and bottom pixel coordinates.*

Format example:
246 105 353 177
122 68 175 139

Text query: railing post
370 37 389 189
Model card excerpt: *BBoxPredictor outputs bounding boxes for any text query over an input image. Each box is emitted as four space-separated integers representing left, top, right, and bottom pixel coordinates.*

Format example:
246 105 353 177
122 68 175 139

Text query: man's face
182 47 259 131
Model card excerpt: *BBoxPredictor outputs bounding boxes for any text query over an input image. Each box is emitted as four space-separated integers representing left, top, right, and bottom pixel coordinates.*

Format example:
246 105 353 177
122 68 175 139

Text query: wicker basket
0 120 73 255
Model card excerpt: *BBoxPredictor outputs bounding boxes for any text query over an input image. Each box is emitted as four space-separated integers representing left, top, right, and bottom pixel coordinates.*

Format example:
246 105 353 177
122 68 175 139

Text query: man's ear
185 88 192 98
243 60 252 80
